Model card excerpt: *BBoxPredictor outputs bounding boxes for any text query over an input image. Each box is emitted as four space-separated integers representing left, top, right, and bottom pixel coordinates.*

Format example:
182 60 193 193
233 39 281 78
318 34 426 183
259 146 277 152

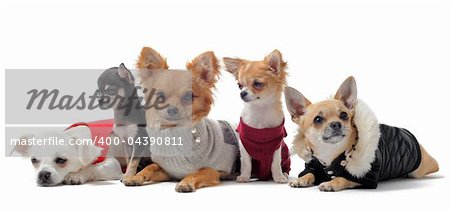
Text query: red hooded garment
237 118 291 180
66 119 114 165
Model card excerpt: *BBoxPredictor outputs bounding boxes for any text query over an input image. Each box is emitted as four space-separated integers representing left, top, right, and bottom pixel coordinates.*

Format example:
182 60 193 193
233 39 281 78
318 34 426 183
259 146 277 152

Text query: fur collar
291 100 381 178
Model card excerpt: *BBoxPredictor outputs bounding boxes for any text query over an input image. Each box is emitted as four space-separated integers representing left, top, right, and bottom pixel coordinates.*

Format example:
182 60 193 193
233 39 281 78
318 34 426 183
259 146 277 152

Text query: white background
1 0 449 211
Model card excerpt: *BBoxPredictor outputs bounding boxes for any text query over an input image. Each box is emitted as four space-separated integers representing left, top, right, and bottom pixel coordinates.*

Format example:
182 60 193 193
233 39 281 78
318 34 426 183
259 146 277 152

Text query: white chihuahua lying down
12 120 124 186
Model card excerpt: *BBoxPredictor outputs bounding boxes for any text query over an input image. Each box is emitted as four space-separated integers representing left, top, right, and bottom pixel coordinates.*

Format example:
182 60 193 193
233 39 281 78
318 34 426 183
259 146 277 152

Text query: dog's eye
156 91 166 102
106 88 115 94
31 158 39 164
253 80 264 89
340 112 349 121
54 157 67 164
182 91 194 104
104 86 116 95
313 116 324 125
237 83 243 90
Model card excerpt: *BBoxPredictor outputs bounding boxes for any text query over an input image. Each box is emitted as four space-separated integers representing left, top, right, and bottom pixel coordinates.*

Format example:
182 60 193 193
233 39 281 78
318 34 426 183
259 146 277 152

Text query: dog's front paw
272 173 288 184
289 177 313 188
175 182 195 193
236 175 250 183
121 175 145 186
289 173 315 188
64 173 88 185
318 181 345 192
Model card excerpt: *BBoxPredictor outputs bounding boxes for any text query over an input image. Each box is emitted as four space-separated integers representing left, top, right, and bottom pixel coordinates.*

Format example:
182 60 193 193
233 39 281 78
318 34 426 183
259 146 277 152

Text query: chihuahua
223 50 291 183
97 63 152 179
12 64 152 186
284 76 439 191
121 47 240 192
12 124 123 186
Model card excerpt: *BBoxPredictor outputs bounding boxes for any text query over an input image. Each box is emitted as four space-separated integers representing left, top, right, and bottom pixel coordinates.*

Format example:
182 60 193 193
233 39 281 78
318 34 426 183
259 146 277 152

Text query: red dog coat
237 118 291 180
66 119 114 164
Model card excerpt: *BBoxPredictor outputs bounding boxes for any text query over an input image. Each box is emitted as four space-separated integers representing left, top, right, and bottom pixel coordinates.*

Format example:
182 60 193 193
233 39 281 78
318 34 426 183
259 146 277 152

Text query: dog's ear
188 51 220 88
136 47 168 70
334 76 357 109
284 86 311 120
136 47 168 79
118 63 134 83
264 49 287 75
223 57 245 80
77 141 102 166
10 135 34 156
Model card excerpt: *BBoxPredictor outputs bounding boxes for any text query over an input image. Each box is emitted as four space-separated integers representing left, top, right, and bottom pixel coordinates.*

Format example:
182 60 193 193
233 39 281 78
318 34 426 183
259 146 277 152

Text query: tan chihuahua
121 47 240 192
224 50 291 183
284 76 439 191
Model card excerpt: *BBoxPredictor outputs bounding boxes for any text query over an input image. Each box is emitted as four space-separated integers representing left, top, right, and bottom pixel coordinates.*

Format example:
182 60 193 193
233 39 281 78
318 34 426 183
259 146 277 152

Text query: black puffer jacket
299 124 422 189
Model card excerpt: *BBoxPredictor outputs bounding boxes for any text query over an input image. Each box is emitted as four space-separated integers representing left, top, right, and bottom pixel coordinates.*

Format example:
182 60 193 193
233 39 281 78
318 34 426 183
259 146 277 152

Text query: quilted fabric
377 124 422 181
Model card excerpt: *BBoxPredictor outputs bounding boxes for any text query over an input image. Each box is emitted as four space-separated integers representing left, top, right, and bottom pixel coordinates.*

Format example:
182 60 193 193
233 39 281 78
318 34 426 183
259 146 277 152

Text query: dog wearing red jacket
12 120 125 186
223 50 291 183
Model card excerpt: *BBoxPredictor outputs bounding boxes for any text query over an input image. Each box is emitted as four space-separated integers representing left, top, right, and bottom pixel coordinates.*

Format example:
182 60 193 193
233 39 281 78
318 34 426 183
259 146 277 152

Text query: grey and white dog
97 63 151 178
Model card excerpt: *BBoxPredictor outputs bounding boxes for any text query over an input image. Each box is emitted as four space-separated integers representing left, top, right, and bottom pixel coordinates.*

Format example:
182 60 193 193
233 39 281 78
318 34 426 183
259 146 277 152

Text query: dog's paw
318 181 345 192
121 176 145 186
236 175 250 183
175 182 195 193
63 173 88 185
289 177 313 188
272 173 288 184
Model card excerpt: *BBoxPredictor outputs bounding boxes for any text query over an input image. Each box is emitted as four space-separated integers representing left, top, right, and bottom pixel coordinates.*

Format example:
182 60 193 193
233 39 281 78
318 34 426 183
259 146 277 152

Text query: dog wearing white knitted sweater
121 47 240 192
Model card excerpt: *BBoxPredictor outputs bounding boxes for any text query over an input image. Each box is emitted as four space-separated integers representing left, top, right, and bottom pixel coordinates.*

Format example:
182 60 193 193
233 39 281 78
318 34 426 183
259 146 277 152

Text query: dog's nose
98 97 108 105
38 171 51 182
167 106 179 117
330 122 342 130
240 91 248 99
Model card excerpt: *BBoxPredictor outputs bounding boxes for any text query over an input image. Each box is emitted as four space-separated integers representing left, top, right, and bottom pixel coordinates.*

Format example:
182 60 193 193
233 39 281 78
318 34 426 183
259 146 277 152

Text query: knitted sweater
237 118 291 180
147 118 240 180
